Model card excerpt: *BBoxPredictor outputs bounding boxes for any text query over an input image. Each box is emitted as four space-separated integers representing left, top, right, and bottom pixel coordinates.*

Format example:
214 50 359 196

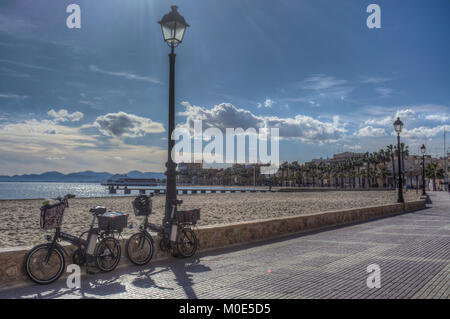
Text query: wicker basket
98 212 129 232
176 209 200 224
132 195 152 216
40 202 65 230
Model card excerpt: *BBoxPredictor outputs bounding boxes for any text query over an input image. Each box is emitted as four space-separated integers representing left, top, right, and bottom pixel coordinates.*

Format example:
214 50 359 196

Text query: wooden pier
106 185 273 195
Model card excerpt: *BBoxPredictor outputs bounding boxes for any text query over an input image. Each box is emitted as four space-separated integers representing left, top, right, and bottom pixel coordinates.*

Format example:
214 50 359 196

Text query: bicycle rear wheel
24 243 65 285
94 237 121 272
176 228 198 258
126 232 154 266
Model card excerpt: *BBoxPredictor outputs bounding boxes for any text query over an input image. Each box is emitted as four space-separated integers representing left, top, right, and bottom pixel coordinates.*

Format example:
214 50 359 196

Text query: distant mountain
0 171 165 183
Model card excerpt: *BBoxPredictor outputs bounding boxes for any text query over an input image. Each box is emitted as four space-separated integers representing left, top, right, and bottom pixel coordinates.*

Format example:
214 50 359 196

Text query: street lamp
420 144 427 197
393 117 404 203
159 6 189 225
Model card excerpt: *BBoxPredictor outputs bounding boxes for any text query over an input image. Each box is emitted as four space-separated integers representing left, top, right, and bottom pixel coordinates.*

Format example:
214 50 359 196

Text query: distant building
177 162 203 172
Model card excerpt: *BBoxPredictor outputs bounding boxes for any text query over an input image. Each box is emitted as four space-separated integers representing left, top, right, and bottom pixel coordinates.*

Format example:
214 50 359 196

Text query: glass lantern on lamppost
393 117 404 203
159 6 189 48
158 6 189 225
420 144 427 197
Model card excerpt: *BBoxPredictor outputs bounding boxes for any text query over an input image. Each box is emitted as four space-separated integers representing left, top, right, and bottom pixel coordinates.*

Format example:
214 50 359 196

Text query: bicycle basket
97 212 129 233
40 202 65 230
176 208 200 225
132 195 152 216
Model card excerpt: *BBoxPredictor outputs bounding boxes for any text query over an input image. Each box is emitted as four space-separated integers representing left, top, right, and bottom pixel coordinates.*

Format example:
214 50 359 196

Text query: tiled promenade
1 192 448 299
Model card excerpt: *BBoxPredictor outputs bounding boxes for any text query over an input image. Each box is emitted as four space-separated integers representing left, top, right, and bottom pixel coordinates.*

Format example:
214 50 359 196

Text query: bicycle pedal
85 264 101 275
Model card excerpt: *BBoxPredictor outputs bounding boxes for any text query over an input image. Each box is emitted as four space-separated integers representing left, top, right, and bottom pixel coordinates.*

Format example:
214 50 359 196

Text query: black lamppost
421 144 427 197
393 117 404 203
158 6 189 225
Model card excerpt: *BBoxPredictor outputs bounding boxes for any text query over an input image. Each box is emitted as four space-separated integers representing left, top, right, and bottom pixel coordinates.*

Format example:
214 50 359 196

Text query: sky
0 0 449 175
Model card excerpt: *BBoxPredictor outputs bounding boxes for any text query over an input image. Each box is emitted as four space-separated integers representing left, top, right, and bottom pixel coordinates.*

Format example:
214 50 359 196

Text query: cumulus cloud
395 109 416 121
179 101 346 144
94 112 164 138
364 116 393 126
0 115 167 174
402 125 450 139
364 108 418 128
425 114 449 123
356 126 387 137
47 109 84 122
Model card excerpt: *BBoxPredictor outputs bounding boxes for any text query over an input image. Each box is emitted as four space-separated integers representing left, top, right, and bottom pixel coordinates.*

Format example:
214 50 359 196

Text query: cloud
402 125 450 139
89 65 161 84
364 108 419 128
356 126 387 137
343 144 362 151
284 74 354 104
395 109 416 121
47 109 84 122
264 98 274 108
0 13 38 34
425 114 449 123
0 66 31 78
94 112 165 138
258 98 275 108
308 100 320 107
0 93 28 99
297 74 348 90
360 76 391 84
0 115 167 174
375 87 392 97
0 59 53 71
364 116 393 126
179 101 347 144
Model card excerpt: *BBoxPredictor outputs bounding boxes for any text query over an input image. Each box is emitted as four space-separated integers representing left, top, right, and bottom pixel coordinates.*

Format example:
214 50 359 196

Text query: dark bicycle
24 194 128 285
126 194 199 266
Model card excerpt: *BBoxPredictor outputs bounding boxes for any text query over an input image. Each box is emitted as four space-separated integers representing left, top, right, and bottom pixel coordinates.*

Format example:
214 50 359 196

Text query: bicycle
24 194 127 285
126 194 199 266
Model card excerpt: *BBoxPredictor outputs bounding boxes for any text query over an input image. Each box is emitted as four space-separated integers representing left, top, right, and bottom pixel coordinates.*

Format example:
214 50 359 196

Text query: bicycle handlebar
53 194 76 208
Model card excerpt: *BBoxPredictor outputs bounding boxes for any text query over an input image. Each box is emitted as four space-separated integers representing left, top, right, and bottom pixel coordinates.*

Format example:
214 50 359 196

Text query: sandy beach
0 191 421 248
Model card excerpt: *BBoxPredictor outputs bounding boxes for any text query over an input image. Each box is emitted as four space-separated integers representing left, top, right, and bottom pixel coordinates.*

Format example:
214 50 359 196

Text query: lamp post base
420 194 431 204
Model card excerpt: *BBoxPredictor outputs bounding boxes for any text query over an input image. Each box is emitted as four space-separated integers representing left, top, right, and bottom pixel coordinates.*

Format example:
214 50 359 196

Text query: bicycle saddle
172 199 183 206
89 206 106 215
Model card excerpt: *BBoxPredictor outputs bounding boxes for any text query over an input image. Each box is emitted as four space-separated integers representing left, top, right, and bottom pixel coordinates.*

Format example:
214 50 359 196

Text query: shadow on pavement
130 256 212 298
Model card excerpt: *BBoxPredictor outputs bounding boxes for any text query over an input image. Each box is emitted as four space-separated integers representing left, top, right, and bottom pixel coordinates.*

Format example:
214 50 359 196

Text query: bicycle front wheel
24 243 65 285
94 237 121 272
176 228 198 258
126 232 154 266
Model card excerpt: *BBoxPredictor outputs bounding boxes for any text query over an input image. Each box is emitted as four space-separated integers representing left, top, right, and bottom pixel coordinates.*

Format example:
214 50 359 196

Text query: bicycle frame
44 213 99 262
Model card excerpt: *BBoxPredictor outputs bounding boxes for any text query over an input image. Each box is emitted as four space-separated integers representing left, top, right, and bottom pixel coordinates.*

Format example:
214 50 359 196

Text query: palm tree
386 144 396 187
425 162 445 191
353 157 364 188
359 169 368 188
364 152 372 188
309 163 318 187
332 166 340 188
291 161 300 186
377 166 390 187
279 161 289 186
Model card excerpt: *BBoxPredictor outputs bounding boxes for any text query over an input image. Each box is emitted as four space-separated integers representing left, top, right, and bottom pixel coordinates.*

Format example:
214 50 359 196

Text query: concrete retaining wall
0 200 425 290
